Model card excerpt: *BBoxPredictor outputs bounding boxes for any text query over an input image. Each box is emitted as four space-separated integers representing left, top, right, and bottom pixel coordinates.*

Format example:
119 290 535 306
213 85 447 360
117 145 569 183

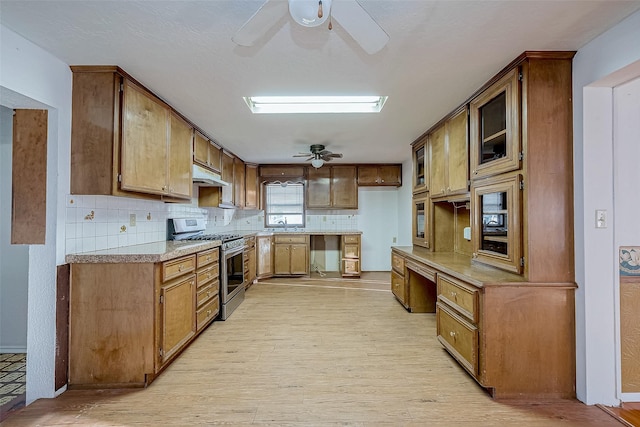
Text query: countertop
65 240 220 264
252 230 362 236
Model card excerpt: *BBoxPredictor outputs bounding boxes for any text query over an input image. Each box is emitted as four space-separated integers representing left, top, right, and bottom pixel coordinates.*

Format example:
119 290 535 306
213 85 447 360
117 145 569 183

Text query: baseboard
0 346 27 354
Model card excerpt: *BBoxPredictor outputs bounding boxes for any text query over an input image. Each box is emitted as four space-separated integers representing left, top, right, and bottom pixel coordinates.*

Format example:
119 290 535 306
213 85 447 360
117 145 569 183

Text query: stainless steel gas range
168 218 245 320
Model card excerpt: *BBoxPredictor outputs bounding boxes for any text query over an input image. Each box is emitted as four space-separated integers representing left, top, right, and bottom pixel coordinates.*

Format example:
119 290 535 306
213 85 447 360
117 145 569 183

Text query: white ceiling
1 0 639 165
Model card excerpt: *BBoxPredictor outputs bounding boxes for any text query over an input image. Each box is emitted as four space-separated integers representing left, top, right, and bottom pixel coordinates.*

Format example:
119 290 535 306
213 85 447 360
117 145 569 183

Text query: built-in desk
391 246 576 400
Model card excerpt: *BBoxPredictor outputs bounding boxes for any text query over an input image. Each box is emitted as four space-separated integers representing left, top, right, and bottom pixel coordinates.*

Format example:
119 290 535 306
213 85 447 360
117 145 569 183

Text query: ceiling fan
293 144 343 168
232 0 389 55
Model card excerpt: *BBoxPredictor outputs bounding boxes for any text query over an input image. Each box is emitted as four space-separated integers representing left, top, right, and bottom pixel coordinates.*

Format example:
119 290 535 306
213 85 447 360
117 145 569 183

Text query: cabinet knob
450 331 457 339
450 291 457 298
178 264 184 271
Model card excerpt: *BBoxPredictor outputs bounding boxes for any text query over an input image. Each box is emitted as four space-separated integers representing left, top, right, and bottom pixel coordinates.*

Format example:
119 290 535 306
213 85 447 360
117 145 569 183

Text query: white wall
0 24 72 403
573 9 640 405
358 187 398 271
0 105 29 353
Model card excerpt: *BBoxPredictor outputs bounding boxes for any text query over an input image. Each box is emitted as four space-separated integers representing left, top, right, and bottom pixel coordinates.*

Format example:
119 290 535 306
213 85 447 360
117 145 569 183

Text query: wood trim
12 109 48 244
55 264 70 390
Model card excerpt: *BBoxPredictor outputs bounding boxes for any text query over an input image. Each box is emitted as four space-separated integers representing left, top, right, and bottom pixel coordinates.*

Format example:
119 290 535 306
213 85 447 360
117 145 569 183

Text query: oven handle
223 245 244 259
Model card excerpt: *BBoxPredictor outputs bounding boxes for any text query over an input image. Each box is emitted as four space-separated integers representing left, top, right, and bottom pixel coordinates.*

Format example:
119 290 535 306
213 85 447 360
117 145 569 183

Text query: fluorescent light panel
244 95 388 114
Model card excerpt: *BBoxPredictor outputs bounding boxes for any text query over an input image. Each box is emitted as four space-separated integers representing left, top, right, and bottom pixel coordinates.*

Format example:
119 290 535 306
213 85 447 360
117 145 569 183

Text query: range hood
192 164 230 187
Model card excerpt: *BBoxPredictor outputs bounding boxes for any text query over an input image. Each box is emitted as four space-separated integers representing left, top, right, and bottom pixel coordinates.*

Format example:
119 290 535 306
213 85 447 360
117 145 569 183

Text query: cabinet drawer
343 235 359 244
406 260 436 282
342 259 360 276
343 243 359 259
391 270 406 305
163 255 196 282
274 234 308 244
391 253 405 274
196 264 219 288
197 248 219 268
437 302 478 376
196 281 218 307
437 275 479 322
196 295 219 331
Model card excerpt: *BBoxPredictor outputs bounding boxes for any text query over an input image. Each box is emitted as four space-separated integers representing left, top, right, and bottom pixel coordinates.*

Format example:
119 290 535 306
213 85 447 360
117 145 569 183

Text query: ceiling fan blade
232 0 288 47
326 153 343 158
331 0 389 54
292 153 312 157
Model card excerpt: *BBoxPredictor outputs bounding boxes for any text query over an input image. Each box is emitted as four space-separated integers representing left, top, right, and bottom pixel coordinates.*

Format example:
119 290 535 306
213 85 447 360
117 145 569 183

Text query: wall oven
168 218 245 320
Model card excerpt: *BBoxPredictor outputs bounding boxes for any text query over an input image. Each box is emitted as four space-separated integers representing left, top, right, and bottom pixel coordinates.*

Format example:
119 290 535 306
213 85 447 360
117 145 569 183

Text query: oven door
222 246 245 303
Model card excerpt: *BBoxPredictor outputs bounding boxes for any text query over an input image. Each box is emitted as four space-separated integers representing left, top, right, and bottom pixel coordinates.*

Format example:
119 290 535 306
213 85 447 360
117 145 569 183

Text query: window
264 182 305 228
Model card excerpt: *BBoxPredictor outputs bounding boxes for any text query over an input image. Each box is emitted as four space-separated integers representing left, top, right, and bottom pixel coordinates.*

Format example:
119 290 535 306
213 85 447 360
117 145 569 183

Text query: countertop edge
66 241 220 264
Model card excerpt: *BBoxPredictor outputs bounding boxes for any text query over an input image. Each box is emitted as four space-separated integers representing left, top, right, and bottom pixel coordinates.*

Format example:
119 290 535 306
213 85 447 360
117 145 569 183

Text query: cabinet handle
178 264 184 271
449 331 457 340
450 291 457 298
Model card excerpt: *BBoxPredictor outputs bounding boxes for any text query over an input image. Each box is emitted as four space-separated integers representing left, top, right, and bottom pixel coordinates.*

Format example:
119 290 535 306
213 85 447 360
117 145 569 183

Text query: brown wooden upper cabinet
193 131 221 174
411 137 428 194
259 165 306 178
307 165 358 209
233 156 246 208
469 67 521 181
244 163 258 210
429 107 469 200
220 150 235 207
70 66 192 200
357 165 402 186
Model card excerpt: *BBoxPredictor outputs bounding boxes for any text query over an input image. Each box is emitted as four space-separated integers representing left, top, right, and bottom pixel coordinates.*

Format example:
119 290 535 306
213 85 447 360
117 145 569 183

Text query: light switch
596 210 607 228
130 214 136 226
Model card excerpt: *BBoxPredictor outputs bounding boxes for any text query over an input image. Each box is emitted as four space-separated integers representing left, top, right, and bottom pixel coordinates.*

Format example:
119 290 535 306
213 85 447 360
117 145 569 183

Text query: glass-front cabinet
412 137 428 193
471 173 522 273
469 67 521 180
412 192 429 248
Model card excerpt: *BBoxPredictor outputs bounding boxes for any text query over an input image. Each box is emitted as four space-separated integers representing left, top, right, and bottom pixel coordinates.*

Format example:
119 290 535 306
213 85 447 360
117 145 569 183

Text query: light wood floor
1 276 625 426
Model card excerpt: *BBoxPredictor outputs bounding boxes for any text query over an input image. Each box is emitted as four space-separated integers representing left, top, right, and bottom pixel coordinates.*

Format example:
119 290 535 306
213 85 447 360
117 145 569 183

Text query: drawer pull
178 264 184 271
450 291 457 298
449 331 457 340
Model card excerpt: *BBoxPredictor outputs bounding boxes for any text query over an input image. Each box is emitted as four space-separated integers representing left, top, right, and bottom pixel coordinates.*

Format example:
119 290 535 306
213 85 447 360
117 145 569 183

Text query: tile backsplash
65 195 360 254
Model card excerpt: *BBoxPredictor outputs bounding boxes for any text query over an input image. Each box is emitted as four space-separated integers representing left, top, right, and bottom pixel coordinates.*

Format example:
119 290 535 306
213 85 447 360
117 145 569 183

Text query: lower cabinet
274 234 309 276
244 235 256 288
256 234 274 279
69 247 219 388
391 247 576 399
341 234 361 277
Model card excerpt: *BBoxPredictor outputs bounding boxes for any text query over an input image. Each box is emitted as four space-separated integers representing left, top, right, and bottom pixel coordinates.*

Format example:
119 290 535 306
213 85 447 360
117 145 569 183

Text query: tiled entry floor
0 353 26 421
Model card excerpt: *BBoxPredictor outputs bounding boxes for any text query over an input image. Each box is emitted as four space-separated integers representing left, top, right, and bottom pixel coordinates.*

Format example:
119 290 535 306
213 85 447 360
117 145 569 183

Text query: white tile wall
65 197 361 254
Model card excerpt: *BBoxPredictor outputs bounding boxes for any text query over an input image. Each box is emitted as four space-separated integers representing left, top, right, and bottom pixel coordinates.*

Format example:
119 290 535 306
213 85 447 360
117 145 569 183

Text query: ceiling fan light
311 158 324 168
289 0 332 27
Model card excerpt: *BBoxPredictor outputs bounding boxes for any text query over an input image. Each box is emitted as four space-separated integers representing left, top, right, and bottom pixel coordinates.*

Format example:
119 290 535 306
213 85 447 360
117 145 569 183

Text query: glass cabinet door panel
412 138 428 193
470 67 521 180
471 174 522 274
412 194 429 248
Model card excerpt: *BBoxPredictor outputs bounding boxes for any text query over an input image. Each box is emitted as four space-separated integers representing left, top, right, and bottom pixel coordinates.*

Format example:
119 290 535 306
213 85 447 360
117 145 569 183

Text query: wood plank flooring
1 276 627 426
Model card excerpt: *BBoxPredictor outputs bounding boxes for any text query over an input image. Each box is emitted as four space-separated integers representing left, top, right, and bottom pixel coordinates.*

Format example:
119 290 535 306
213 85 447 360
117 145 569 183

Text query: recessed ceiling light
243 95 388 114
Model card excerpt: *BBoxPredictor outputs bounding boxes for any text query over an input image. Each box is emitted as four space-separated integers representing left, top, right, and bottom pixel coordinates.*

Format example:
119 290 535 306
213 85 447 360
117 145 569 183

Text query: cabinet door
208 142 221 174
121 79 169 195
167 112 193 199
257 235 273 278
429 124 446 198
289 243 309 275
471 173 523 274
357 166 379 185
273 244 291 275
413 193 429 248
221 151 234 206
159 275 196 365
412 138 428 193
378 165 401 186
470 67 520 180
331 166 357 209
193 132 209 167
245 164 258 209
307 167 331 208
247 246 257 284
234 157 245 208
447 108 469 196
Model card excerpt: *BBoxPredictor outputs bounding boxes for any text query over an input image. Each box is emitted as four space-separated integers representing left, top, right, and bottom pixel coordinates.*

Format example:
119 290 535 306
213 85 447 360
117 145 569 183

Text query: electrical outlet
393 237 397 243
130 214 136 226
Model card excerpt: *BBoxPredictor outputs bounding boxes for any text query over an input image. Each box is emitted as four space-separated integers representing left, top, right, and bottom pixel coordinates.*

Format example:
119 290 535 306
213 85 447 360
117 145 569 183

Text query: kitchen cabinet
357 165 402 186
221 150 235 207
341 235 361 277
70 66 192 200
412 192 429 248
195 248 220 332
244 235 257 288
245 163 259 209
391 252 408 308
411 137 428 194
68 246 219 388
256 234 274 279
274 234 309 276
306 165 358 209
429 107 469 200
234 156 246 208
469 67 520 180
193 131 221 174
259 165 306 178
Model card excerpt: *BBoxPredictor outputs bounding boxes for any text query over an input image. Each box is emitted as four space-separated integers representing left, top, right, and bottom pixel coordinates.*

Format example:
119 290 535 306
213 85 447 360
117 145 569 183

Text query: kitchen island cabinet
66 241 220 388
70 66 192 201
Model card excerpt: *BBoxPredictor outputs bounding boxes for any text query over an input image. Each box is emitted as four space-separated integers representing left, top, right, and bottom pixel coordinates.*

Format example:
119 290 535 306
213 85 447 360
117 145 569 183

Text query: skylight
243 95 388 114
